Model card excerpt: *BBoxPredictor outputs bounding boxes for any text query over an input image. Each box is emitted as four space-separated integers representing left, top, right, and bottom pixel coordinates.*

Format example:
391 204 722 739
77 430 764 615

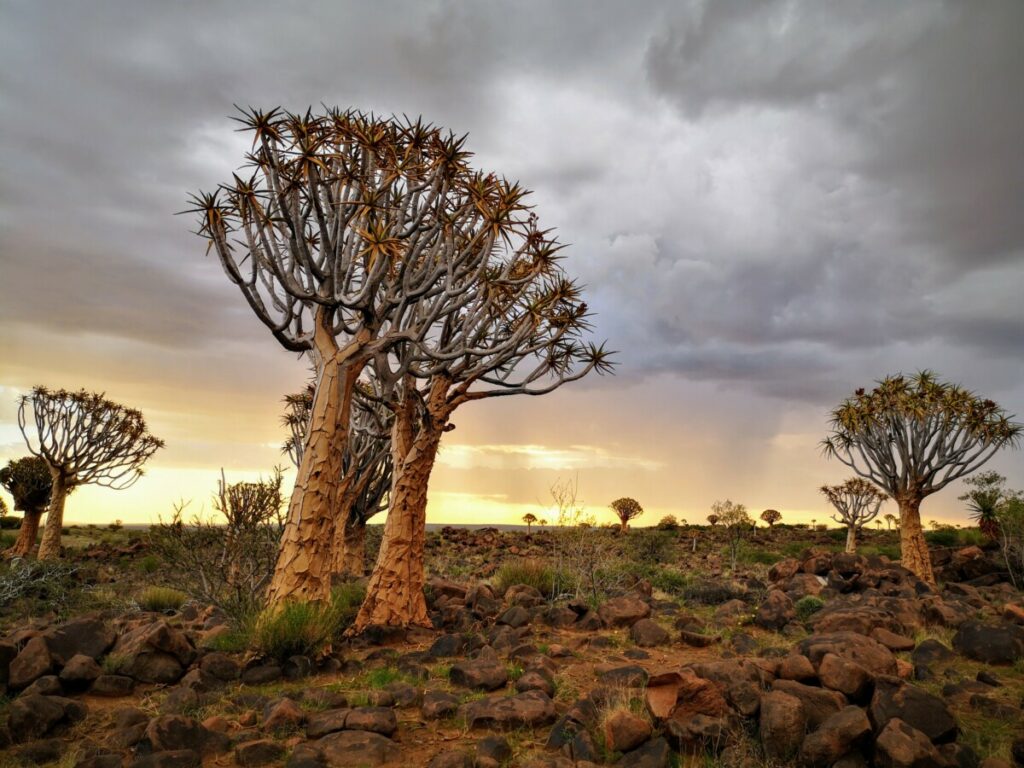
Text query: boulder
91 674 134 697
798 706 872 767
315 731 401 767
345 707 398 736
759 691 806 762
235 739 286 767
262 697 305 731
603 709 652 753
952 621 1024 665
59 654 102 688
198 652 240 681
630 619 670 647
869 676 957 744
874 718 943 768
798 632 898 677
8 636 53 689
422 691 460 720
771 679 846 729
144 715 229 756
461 690 556 730
755 590 795 630
41 617 117 664
449 658 508 691
613 737 673 767
818 653 871 700
8 695 67 741
598 596 651 628
112 621 195 684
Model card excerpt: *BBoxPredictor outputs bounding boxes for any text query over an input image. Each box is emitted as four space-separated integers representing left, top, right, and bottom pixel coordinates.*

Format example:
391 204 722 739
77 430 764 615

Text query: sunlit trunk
266 321 366 605
332 514 367 579
845 525 857 554
353 379 448 631
898 495 935 585
6 507 43 558
37 475 69 561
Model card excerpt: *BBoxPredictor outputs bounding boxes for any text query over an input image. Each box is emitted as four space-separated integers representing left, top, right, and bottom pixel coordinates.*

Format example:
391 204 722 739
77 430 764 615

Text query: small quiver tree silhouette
820 478 887 554
706 514 719 527
822 372 1021 584
522 513 538 534
958 471 1006 541
760 509 782 529
884 513 897 530
18 388 163 560
610 497 643 533
0 456 53 558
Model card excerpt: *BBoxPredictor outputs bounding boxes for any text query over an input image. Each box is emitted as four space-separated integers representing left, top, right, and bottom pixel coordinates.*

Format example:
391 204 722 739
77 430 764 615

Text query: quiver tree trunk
331 514 367 580
353 383 448 631
6 507 43 558
37 475 69 561
897 496 935 585
845 526 857 555
267 326 365 605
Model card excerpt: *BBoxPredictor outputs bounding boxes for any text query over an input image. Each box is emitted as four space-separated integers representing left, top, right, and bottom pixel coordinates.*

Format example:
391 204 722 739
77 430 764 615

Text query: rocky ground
2 526 1024 767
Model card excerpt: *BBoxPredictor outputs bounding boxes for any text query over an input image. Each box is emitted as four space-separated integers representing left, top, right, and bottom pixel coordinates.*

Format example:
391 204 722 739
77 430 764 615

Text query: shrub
0 559 79 614
0 533 15 550
137 555 160 574
137 586 188 612
650 567 689 596
330 581 366 629
147 468 284 620
656 515 679 531
627 530 675 566
925 526 958 547
736 545 782 565
495 558 557 598
250 600 343 661
0 516 22 530
795 595 825 621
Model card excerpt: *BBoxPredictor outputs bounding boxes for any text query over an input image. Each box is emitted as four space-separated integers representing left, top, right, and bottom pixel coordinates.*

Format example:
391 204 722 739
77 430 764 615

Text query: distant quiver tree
0 456 53 558
823 371 1021 584
17 387 163 560
820 478 887 554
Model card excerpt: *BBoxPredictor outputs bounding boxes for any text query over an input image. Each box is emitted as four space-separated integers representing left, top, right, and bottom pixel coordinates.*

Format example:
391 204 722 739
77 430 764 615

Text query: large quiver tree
353 183 613 631
821 478 887 554
823 371 1021 584
190 108 496 603
0 456 53 558
18 387 163 560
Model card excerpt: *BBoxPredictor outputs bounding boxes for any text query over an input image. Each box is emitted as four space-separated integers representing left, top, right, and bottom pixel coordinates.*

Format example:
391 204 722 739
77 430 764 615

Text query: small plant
250 600 344 661
656 515 679 531
137 554 160 574
925 526 959 547
137 586 188 612
108 519 124 532
495 558 558 598
795 595 825 621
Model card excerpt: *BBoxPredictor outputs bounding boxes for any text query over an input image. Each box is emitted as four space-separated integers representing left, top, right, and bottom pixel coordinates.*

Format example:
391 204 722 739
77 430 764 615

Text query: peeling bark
353 380 449 631
845 526 857 554
37 475 69 561
266 321 367 605
898 496 935 585
6 507 43 558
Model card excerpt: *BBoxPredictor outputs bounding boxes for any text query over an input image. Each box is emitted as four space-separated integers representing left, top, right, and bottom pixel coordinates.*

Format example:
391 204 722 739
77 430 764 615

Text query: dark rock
613 737 672 767
283 654 312 679
22 674 62 696
598 664 649 688
449 658 508 691
8 694 66 741
240 664 282 685
912 639 955 667
236 739 286 767
112 621 194 684
427 751 472 768
42 617 117 664
598 595 651 627
872 628 917 652
516 669 555 696
91 674 134 696
818 653 872 700
498 605 532 628
874 718 944 768
759 690 806 762
475 735 512 768
428 633 465 658
630 618 670 647
145 715 229 756
59 654 102 687
798 632 898 677
798 705 872 767
422 691 460 720
315 730 402 767
603 709 651 753
679 629 721 647
198 651 240 681
755 590 795 630
953 621 1024 665
262 697 305 731
345 707 397 735
14 739 63 765
778 654 817 682
870 676 957 744
461 690 557 730
8 636 53 689
771 679 846 729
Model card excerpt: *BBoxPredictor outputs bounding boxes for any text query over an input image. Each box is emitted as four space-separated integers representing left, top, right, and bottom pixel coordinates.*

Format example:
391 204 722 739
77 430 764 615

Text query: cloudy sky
1 0 1022 527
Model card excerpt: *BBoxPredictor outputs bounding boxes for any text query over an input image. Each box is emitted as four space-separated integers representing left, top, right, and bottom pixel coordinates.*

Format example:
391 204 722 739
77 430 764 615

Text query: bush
650 568 689 595
137 555 160 574
137 586 188 612
0 559 80 617
496 558 558 598
736 545 782 566
0 516 22 530
925 527 958 547
795 595 825 621
251 601 341 661
656 515 679 531
627 530 675 566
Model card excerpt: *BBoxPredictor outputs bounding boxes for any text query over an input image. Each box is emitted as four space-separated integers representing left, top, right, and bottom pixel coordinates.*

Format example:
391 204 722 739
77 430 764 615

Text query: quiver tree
0 456 53 558
18 387 163 560
820 478 887 554
706 514 719 527
823 371 1021 584
760 509 781 529
522 513 537 534
281 379 392 578
610 497 643 533
958 471 1006 540
190 108 546 603
352 180 612 631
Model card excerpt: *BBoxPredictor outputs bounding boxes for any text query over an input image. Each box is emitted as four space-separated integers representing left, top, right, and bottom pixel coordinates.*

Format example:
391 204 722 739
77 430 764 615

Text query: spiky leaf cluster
822 371 1022 499
0 456 54 513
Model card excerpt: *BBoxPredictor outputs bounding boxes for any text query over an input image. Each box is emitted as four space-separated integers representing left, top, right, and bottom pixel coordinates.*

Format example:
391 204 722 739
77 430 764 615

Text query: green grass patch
495 558 560 598
794 595 825 621
136 586 188 612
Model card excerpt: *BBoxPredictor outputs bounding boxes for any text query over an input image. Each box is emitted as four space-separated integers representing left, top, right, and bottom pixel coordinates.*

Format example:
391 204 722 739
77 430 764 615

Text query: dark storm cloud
1 0 1022 412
